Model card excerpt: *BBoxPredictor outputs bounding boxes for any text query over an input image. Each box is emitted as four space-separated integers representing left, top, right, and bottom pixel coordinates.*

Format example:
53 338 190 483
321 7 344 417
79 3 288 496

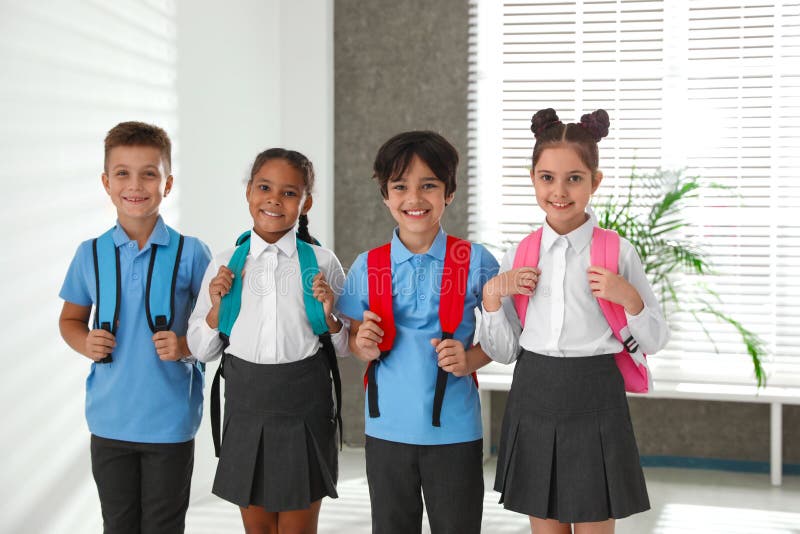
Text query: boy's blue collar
112 216 170 248
390 226 448 263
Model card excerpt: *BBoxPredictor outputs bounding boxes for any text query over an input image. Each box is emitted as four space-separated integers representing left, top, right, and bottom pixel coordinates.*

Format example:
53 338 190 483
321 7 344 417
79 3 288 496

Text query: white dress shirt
480 218 669 363
188 230 349 364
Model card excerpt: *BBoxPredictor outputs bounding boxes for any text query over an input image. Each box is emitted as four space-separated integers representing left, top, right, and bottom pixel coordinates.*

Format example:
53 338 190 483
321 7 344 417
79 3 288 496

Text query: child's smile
402 208 430 218
122 195 150 204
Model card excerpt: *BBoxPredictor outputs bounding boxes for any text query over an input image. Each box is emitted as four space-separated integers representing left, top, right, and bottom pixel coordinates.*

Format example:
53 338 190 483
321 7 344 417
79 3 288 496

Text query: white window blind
468 0 800 387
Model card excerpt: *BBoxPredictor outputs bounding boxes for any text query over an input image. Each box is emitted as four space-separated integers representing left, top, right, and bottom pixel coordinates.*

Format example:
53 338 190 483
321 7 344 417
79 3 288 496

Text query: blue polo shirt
60 217 211 443
338 227 499 445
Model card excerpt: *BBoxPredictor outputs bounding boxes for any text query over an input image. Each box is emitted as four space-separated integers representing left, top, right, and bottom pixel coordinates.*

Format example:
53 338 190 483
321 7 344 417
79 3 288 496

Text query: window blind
469 0 800 387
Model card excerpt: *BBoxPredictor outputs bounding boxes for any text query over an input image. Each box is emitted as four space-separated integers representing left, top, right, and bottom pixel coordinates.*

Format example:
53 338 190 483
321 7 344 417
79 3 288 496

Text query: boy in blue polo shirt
59 121 211 534
338 131 499 534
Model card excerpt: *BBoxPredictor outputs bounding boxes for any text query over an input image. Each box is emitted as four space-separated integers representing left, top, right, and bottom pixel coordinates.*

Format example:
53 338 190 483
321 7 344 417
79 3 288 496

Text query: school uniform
337 227 499 534
480 217 670 523
187 229 348 511
60 216 211 534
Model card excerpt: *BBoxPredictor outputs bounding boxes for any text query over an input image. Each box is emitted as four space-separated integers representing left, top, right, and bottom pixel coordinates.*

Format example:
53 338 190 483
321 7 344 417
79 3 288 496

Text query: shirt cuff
192 318 224 363
330 317 350 356
481 305 507 322
625 302 649 322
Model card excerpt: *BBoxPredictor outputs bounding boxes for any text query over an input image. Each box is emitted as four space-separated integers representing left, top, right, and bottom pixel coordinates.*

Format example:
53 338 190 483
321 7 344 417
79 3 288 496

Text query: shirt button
132 274 139 280
420 294 426 300
419 274 425 281
128 242 135 248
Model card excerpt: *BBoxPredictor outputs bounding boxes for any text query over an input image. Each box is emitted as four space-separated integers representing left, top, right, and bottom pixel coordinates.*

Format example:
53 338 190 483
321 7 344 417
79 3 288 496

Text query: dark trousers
90 435 194 534
365 436 484 534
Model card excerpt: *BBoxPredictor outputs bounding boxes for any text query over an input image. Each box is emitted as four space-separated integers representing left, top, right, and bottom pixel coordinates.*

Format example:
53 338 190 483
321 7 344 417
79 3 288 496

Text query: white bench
477 361 800 486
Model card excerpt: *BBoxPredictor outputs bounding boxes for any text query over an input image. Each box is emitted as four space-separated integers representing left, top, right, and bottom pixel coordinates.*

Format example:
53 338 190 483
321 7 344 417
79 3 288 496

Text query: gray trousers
365 436 484 534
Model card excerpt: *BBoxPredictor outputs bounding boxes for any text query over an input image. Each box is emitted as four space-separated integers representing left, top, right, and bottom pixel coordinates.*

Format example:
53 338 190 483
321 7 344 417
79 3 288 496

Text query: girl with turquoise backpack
187 148 347 533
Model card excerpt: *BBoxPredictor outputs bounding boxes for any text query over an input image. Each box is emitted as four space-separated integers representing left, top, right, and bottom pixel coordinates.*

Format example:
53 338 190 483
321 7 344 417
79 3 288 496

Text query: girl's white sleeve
187 257 225 363
325 250 350 357
479 248 522 364
619 239 670 355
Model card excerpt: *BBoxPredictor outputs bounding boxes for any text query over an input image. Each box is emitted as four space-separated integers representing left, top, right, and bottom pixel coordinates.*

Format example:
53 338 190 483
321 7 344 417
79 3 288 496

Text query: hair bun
530 108 562 138
579 109 610 142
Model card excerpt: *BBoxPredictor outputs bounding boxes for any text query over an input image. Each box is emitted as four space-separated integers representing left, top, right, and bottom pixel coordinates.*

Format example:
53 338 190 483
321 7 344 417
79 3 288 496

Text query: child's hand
431 338 469 377
206 266 236 329
85 329 115 361
587 266 644 315
312 273 343 332
482 267 541 312
354 310 383 361
312 272 335 317
153 330 182 361
209 266 235 307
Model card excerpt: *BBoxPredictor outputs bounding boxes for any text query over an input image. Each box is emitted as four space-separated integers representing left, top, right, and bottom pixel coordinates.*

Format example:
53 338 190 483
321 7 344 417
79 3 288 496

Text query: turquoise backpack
210 231 343 457
92 226 185 363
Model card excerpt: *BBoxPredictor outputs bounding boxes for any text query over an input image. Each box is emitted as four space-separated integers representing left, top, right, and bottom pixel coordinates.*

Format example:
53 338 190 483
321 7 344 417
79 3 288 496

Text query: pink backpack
512 226 650 393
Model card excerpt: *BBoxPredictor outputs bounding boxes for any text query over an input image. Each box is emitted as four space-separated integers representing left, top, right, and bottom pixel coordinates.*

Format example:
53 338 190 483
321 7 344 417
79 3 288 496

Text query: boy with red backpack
338 131 499 534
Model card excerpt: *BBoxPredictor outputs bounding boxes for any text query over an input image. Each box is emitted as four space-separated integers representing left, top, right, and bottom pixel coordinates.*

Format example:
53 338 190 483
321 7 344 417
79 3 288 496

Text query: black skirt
494 351 649 523
212 350 338 511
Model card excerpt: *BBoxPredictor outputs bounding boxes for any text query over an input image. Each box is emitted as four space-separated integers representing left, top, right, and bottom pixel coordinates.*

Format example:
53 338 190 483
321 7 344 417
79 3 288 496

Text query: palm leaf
595 169 768 387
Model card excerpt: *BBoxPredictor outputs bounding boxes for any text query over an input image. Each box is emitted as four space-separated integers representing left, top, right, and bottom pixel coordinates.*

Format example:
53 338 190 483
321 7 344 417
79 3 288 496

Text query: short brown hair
372 131 459 198
104 121 172 174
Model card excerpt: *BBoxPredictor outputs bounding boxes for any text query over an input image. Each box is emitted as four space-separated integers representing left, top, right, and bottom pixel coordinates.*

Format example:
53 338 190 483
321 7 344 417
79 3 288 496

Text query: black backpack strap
319 332 343 449
210 334 229 458
431 332 454 427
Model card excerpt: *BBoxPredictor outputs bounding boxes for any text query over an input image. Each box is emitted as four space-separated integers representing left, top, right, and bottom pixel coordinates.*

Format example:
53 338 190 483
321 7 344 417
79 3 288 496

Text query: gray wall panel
334 0 470 445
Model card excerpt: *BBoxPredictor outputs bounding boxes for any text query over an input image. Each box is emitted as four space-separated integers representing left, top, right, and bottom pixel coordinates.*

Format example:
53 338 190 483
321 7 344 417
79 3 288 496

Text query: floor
185 447 800 533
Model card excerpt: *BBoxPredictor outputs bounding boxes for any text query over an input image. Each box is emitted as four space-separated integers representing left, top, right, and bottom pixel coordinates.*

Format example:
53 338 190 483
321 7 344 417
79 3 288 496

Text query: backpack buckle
619 325 639 353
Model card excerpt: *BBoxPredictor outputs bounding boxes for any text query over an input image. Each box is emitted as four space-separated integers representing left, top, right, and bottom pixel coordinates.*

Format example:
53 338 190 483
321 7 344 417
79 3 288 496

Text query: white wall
0 1 332 531
177 0 334 254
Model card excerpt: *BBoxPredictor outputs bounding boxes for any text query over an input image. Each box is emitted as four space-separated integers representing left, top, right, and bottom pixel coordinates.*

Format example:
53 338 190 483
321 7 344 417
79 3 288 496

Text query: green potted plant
594 169 767 387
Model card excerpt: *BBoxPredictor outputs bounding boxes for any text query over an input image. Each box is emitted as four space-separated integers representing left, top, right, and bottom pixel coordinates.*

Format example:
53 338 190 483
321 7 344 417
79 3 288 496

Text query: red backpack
364 236 478 427
513 226 650 393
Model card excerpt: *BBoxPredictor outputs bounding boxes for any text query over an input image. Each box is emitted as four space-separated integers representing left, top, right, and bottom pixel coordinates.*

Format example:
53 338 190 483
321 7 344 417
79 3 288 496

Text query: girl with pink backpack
480 108 670 533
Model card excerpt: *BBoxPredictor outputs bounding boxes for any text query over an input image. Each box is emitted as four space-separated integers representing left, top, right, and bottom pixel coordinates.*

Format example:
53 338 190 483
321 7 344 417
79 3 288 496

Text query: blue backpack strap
92 228 120 364
218 231 252 344
145 226 185 333
212 230 251 457
296 238 329 336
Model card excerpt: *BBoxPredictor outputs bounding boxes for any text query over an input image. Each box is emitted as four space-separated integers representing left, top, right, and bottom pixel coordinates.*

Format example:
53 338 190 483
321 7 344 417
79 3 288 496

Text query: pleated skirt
212 350 338 511
494 351 649 523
